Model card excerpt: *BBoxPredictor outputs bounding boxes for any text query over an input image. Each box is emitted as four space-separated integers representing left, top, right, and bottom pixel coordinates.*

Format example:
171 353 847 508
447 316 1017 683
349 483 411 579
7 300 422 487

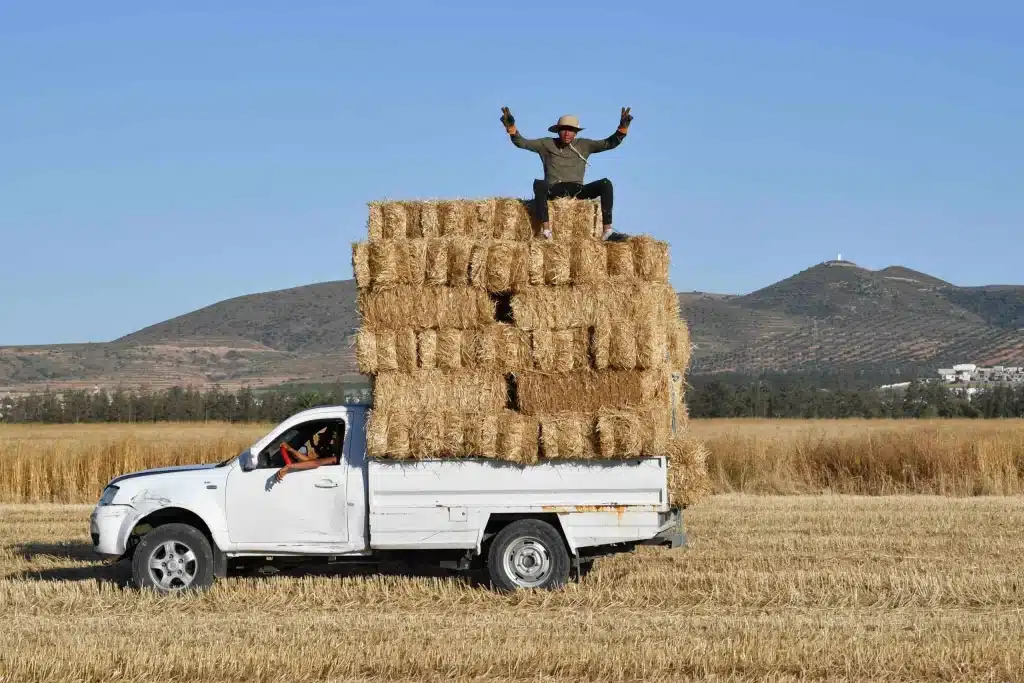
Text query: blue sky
2 1 1021 345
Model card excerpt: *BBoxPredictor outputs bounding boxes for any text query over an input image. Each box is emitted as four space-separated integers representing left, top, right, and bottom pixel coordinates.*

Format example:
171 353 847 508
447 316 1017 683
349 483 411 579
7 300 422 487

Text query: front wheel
486 519 570 591
131 523 215 594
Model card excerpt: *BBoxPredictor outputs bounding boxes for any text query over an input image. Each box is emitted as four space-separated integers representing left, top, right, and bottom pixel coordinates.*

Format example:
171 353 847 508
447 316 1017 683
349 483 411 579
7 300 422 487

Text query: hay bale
460 329 480 368
517 370 666 415
571 328 590 370
475 326 497 370
487 242 528 293
356 328 378 374
609 321 638 369
541 412 596 459
494 324 531 373
418 330 437 370
510 282 674 331
570 238 607 285
528 243 545 286
549 198 600 241
466 412 498 458
531 329 555 372
510 286 595 330
437 329 463 371
352 242 371 289
591 312 611 370
665 435 712 506
468 244 489 288
420 202 440 238
632 235 670 282
366 409 389 457
552 329 575 372
447 237 473 286
439 201 467 237
497 411 527 464
669 320 692 371
470 199 497 239
387 415 411 458
496 198 532 240
376 331 399 372
543 242 571 286
368 241 409 287
373 371 507 414
443 411 466 456
606 242 635 279
396 329 418 372
425 239 449 286
406 240 427 287
596 409 643 459
367 203 384 241
382 203 409 239
358 286 493 330
409 412 445 459
636 321 669 369
641 406 672 455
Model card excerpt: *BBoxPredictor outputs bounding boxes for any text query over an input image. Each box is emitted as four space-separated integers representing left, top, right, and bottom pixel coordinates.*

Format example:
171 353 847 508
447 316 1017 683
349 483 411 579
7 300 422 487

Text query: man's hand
500 106 517 134
618 107 632 132
275 465 290 482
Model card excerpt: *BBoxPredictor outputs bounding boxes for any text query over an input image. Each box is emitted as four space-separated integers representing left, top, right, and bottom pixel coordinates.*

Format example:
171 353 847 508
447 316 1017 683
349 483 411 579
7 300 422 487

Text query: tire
486 519 570 591
131 523 215 594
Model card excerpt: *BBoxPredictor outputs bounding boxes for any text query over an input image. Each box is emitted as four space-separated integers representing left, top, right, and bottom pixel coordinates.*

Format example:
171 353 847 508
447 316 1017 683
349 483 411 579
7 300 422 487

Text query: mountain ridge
2 262 1021 392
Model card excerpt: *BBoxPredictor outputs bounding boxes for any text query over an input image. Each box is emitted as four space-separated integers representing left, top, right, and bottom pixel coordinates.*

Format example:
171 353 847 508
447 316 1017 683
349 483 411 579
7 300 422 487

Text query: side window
257 419 346 469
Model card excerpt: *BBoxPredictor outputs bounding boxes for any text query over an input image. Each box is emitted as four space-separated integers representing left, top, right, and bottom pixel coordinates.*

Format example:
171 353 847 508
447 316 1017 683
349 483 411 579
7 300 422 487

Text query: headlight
98 485 120 506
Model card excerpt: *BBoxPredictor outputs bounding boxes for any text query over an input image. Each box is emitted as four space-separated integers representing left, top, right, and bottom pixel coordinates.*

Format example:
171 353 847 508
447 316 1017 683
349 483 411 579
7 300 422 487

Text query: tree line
2 378 1023 424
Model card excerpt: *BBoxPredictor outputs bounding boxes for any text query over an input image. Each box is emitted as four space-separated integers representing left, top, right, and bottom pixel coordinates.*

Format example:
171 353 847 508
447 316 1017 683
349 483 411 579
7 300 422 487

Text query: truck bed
366 457 674 552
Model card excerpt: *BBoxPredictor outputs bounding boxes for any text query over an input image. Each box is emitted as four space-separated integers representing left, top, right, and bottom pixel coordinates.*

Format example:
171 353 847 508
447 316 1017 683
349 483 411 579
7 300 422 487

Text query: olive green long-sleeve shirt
509 129 626 184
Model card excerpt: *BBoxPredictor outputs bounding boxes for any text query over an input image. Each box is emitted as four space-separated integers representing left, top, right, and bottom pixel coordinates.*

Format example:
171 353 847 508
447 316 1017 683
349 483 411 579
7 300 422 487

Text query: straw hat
548 114 584 133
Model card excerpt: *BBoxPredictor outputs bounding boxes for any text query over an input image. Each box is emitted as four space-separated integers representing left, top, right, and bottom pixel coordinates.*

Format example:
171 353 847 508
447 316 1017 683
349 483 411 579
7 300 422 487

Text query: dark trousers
533 178 613 226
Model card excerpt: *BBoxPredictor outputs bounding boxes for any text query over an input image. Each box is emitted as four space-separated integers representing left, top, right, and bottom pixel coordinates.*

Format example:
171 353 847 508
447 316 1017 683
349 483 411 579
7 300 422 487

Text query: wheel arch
131 507 227 578
479 513 574 556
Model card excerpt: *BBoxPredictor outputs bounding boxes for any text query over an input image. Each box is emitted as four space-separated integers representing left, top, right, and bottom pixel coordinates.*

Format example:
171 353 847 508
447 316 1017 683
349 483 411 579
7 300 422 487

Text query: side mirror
240 449 256 472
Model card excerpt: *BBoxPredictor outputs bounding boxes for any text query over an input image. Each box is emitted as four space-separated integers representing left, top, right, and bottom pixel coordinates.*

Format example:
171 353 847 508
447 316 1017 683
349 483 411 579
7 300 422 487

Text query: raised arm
577 107 632 154
501 106 545 152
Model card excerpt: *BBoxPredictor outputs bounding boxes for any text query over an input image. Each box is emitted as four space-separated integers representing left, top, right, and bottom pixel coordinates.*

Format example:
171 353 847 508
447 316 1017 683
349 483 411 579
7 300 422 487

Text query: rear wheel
131 523 215 594
486 519 570 591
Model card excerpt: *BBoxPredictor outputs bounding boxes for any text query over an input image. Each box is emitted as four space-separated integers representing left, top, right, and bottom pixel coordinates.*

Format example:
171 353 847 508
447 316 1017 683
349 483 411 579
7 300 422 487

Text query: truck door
225 417 350 548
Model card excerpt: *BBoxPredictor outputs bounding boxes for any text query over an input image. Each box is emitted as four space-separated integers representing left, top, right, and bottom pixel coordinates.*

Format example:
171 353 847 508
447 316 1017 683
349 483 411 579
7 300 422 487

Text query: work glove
500 106 516 133
618 107 632 132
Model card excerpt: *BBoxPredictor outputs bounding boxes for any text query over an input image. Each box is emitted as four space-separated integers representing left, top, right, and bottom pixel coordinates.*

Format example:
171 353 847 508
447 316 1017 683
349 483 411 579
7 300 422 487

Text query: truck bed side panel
367 458 670 552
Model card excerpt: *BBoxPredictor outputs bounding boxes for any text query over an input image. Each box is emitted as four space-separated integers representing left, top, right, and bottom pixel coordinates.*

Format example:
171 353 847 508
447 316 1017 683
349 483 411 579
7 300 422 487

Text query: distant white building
937 363 1024 385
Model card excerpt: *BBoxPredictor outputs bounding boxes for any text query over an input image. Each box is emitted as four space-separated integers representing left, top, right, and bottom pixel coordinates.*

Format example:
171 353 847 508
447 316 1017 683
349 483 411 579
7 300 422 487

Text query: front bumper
640 507 686 549
89 505 137 559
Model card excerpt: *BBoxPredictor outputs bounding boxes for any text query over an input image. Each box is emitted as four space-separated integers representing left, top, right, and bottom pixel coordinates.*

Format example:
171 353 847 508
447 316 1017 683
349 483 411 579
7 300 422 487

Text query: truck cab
91 405 684 593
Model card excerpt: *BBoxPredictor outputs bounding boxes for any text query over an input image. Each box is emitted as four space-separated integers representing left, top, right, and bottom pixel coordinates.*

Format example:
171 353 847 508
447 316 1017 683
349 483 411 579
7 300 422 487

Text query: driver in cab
275 426 340 482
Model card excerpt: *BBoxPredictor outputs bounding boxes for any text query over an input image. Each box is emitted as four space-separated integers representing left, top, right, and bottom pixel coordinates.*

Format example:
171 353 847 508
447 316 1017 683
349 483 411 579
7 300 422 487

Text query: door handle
315 480 339 488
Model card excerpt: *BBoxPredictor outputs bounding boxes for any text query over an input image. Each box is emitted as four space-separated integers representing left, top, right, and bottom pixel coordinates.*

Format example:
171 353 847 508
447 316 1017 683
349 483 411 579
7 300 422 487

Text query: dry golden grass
3 495 1024 681
3 420 1024 504
692 418 1024 495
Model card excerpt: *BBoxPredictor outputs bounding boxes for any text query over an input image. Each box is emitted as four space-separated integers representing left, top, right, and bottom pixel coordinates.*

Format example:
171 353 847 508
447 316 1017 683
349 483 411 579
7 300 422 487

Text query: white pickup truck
90 405 685 593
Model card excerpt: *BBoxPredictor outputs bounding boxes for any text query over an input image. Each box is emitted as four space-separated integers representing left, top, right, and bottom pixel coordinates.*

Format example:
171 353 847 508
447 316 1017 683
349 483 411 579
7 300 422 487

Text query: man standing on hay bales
500 106 632 240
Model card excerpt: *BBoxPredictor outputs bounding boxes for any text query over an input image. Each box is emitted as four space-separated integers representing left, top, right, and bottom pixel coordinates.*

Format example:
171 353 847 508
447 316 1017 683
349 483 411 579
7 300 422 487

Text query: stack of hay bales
352 197 709 505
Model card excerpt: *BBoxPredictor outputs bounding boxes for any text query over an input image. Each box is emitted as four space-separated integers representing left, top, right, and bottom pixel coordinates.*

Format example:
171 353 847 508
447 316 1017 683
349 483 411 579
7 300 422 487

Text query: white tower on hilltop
837 252 842 261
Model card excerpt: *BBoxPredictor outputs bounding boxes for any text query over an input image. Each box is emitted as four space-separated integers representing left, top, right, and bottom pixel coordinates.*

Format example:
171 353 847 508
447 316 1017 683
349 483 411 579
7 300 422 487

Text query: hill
2 262 1022 392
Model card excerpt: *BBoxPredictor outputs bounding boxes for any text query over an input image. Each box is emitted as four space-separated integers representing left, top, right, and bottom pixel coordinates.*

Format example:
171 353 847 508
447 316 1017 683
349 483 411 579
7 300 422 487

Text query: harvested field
4 495 1024 681
3 420 1024 503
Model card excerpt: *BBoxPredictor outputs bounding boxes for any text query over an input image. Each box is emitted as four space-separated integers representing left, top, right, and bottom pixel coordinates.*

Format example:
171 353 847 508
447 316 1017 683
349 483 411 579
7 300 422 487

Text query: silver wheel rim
502 536 553 588
147 540 198 591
